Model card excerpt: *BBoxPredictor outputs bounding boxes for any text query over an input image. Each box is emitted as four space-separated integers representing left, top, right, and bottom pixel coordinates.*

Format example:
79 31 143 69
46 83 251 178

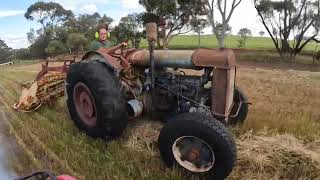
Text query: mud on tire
158 112 236 180
66 60 128 139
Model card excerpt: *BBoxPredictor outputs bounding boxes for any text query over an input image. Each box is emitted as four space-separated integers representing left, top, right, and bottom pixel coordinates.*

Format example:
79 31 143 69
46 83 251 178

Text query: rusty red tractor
64 23 248 179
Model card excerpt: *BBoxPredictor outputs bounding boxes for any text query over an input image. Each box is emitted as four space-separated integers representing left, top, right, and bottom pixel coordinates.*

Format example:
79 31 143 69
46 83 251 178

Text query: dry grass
232 131 320 179
0 62 319 179
236 67 320 141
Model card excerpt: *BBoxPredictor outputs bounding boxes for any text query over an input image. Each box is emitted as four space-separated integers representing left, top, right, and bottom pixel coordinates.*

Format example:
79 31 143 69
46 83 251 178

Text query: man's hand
121 42 128 47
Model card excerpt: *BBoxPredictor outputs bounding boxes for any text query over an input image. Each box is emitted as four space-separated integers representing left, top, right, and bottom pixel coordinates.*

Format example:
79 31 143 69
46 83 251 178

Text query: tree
45 40 67 57
114 13 144 48
27 28 36 44
139 0 206 49
215 23 232 38
54 26 69 44
259 30 265 36
98 15 113 26
238 28 252 48
255 0 320 60
66 33 88 53
14 48 32 60
25 2 73 28
111 25 130 44
29 35 47 59
202 0 242 47
25 2 73 59
190 18 208 48
64 12 113 41
0 39 12 63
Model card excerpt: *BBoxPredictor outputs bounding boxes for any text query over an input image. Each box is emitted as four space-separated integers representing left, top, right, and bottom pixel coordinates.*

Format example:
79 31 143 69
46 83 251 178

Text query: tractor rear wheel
158 112 236 179
66 61 128 139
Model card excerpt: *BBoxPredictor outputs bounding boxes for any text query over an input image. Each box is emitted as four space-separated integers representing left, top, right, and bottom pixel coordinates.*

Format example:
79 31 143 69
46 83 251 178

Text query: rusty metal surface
35 60 72 81
82 46 138 70
128 48 236 69
192 48 236 69
127 50 195 68
96 48 124 70
82 47 237 70
13 72 65 112
73 82 97 127
146 23 158 42
211 67 236 118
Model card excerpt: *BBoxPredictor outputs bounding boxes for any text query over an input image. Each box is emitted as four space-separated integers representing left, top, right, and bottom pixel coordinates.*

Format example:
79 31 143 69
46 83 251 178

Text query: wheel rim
172 136 215 173
73 82 97 127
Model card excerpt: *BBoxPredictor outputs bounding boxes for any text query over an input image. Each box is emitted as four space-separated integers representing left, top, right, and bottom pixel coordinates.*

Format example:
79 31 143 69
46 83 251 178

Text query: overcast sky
0 0 265 49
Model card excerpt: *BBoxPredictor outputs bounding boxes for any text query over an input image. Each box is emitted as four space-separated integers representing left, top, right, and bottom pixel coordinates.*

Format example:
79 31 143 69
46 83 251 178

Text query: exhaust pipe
127 99 143 118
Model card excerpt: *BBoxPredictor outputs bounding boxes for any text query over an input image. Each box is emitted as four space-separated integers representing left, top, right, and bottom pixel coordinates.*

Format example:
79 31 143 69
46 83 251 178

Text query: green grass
140 35 319 52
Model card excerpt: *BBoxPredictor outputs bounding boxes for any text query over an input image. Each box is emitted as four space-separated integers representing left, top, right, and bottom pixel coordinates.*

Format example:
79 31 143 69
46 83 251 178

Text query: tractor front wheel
158 113 236 179
228 87 249 125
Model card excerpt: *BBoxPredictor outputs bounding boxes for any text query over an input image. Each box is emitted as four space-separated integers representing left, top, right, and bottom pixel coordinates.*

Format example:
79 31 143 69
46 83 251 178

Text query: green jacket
90 40 112 51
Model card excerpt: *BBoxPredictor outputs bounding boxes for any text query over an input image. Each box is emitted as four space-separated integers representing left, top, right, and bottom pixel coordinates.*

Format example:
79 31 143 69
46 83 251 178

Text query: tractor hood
127 48 236 69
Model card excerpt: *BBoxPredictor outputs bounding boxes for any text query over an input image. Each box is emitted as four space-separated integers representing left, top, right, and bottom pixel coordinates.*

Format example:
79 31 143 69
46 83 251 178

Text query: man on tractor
90 24 113 51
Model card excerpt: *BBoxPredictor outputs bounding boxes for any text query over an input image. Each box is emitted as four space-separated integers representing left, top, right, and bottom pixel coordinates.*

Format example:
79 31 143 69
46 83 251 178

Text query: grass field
140 35 319 52
0 61 319 179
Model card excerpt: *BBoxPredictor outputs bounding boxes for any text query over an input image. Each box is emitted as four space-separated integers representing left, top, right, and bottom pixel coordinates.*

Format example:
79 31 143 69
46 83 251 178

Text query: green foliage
25 2 73 27
25 2 73 59
190 18 208 34
112 13 143 48
237 39 246 48
238 28 252 39
64 12 113 42
139 0 206 48
25 1 113 58
215 23 232 37
67 33 88 53
27 28 36 44
238 28 252 47
45 40 67 57
0 39 13 63
14 48 32 60
29 35 47 59
259 31 265 36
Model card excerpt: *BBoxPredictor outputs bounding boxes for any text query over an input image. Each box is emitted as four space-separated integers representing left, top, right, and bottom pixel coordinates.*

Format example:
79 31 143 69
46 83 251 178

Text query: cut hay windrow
233 131 320 179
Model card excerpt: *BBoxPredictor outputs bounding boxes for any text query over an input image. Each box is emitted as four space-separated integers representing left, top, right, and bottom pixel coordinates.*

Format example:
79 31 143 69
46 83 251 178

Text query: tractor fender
82 50 123 70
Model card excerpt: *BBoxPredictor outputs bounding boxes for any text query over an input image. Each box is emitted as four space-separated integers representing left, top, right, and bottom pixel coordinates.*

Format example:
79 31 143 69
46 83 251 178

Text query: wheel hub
73 82 97 127
172 136 215 173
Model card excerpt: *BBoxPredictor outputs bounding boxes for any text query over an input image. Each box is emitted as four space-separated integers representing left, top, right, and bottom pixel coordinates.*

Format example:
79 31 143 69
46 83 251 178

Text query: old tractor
14 22 249 179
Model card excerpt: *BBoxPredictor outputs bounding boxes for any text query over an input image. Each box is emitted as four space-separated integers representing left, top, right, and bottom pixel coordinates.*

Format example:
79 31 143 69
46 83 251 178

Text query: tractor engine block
152 69 211 115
